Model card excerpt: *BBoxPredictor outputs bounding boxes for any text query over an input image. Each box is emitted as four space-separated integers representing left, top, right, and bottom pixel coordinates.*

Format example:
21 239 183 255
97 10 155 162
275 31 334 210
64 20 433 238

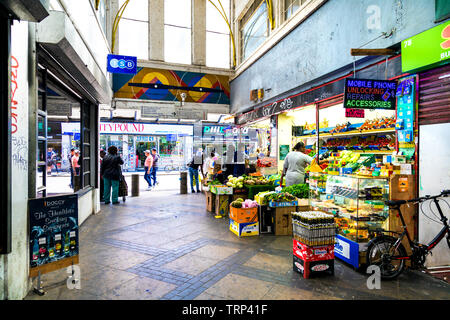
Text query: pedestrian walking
280 142 313 187
150 148 160 187
72 150 80 176
68 148 75 188
100 146 124 204
143 150 153 190
47 147 59 174
99 149 106 201
187 149 204 193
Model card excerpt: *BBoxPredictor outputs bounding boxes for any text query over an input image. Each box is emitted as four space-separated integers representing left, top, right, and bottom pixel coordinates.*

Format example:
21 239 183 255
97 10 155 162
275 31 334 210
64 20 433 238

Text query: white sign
61 122 193 136
334 237 350 259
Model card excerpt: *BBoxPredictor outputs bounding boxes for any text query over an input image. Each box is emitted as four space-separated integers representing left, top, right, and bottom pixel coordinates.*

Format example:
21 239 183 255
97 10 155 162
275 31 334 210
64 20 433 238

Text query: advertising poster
29 194 79 274
343 78 397 110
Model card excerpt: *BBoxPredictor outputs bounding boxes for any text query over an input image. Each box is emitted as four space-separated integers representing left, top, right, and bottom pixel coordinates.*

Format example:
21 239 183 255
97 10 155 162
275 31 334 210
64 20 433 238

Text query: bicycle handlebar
386 190 449 207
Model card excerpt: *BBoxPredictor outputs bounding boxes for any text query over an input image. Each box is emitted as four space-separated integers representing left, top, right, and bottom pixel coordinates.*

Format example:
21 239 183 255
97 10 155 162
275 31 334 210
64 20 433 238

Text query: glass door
37 66 48 198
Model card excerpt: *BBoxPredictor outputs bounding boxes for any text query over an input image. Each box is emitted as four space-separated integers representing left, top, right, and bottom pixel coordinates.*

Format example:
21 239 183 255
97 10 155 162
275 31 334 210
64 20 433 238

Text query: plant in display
282 184 310 199
266 192 297 203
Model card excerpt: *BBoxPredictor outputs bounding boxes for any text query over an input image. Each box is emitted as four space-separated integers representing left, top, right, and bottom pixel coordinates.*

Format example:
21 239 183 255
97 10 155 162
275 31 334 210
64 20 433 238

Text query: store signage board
99 122 193 135
345 108 365 118
343 78 397 110
334 235 359 268
107 54 137 74
401 21 450 73
29 194 79 277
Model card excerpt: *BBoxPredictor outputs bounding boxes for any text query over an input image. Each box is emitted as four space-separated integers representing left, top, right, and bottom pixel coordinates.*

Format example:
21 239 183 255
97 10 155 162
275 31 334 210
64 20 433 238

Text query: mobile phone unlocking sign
343 78 397 110
107 54 137 74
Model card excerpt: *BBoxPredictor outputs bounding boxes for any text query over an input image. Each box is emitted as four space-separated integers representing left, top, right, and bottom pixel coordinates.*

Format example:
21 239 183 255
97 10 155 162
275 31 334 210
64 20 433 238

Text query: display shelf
297 128 395 139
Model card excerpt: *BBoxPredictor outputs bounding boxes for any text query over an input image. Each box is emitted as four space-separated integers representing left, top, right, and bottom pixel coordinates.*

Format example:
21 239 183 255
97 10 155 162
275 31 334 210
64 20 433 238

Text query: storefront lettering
100 122 145 133
11 56 19 134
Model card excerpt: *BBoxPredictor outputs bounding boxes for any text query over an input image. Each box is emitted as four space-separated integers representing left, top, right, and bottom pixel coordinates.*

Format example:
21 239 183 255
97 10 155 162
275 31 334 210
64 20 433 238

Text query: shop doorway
136 141 157 169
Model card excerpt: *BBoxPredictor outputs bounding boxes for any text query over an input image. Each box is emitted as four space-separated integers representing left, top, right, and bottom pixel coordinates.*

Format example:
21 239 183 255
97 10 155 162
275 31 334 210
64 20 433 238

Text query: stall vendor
280 142 313 187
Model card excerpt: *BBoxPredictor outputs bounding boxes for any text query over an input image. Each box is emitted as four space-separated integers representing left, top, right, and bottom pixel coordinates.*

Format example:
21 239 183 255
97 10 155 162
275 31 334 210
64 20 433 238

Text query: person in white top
280 142 313 187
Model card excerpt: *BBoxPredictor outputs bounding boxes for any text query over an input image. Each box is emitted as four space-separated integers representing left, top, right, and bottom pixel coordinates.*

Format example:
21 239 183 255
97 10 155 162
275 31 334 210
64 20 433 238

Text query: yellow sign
398 177 409 193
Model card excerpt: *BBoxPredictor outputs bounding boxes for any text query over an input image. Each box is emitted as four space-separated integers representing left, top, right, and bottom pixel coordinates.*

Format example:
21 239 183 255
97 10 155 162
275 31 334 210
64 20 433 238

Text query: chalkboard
29 194 79 273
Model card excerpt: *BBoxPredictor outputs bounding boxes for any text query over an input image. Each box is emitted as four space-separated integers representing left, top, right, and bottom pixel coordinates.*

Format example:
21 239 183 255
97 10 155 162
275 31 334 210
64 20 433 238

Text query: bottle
69 230 77 252
48 235 55 259
55 233 62 256
64 231 70 254
32 239 39 263
38 236 47 259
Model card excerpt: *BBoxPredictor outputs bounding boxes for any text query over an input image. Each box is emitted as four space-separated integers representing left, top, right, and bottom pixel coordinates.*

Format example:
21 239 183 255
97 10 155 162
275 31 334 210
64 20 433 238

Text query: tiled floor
25 186 450 300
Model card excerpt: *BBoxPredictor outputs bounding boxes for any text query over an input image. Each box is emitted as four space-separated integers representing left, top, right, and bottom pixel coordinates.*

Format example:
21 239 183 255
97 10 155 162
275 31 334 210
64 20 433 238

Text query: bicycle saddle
386 200 406 206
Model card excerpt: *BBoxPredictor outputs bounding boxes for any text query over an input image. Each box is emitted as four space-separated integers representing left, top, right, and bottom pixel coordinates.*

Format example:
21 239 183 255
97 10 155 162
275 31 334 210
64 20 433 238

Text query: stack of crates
291 211 336 279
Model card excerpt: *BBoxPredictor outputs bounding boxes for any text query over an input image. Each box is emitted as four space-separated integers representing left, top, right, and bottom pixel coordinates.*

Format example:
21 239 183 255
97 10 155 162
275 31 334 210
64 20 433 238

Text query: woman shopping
100 145 124 204
280 142 313 187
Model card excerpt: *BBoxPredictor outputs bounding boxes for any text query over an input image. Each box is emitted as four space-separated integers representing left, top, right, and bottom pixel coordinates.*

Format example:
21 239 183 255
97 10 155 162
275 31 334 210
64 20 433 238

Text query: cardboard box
211 185 233 195
273 207 294 236
229 206 258 224
269 200 298 208
206 191 215 213
215 195 230 216
229 219 259 237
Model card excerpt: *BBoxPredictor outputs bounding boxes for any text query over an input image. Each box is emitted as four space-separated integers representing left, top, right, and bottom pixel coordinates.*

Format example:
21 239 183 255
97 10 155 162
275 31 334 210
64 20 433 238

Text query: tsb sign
107 54 137 74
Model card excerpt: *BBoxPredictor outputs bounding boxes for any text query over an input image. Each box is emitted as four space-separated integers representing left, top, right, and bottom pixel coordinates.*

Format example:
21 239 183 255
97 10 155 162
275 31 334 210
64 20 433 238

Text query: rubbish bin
180 171 187 194
131 174 139 197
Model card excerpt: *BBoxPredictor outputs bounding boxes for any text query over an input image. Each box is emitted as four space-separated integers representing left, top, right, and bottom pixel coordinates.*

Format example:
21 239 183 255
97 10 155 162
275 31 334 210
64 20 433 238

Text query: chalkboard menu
29 194 79 272
343 78 397 110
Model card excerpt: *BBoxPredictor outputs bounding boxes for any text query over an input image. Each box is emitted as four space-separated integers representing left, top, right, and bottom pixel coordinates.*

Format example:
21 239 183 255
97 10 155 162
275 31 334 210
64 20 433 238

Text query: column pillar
149 0 164 61
191 0 206 66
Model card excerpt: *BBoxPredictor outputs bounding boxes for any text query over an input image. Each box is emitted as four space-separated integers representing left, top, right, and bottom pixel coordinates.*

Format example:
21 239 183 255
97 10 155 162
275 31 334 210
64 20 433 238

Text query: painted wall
230 0 436 113
3 20 30 300
113 67 230 104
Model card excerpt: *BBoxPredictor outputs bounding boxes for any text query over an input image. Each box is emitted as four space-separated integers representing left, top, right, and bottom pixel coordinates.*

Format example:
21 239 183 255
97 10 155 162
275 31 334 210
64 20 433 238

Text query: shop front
401 20 450 267
234 53 423 269
99 122 193 172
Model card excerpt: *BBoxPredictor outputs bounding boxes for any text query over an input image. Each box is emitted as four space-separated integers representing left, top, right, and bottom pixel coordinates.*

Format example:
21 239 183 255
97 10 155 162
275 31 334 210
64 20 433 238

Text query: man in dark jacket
100 146 124 204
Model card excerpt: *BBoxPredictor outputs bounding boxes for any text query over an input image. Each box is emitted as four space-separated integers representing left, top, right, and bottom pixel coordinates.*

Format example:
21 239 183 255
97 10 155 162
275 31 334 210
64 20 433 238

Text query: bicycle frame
389 198 449 261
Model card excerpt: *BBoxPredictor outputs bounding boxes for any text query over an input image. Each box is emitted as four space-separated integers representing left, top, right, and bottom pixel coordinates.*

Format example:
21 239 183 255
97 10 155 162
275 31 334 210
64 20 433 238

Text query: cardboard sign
398 177 409 192
345 108 365 118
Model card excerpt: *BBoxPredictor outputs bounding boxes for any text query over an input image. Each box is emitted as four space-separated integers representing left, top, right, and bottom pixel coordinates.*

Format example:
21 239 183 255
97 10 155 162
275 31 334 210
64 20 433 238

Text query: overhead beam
350 48 397 56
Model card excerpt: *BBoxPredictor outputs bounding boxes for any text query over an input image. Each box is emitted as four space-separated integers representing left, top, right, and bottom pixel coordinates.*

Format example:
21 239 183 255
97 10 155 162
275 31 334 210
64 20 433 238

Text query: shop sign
343 78 397 110
345 108 365 118
29 194 79 275
107 54 137 74
99 122 193 136
203 126 226 134
401 21 450 72
334 235 359 268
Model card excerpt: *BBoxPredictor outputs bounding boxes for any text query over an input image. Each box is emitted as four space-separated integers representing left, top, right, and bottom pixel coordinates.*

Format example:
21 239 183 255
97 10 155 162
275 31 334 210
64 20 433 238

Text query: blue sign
334 234 360 268
107 54 137 74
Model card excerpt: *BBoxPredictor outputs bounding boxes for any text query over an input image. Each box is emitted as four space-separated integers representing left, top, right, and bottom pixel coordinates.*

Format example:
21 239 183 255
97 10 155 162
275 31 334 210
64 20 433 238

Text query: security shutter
418 64 450 125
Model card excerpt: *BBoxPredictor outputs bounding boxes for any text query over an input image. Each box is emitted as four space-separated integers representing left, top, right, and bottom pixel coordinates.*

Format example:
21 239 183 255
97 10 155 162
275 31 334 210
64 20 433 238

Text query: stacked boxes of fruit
229 198 259 237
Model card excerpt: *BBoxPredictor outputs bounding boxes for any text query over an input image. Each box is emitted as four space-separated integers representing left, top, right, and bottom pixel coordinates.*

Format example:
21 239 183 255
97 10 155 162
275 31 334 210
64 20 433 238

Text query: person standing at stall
143 150 153 190
101 146 124 204
280 142 313 187
187 149 204 193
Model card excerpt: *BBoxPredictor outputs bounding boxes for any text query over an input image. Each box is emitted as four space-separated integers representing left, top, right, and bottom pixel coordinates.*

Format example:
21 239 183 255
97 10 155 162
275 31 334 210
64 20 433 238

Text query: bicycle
366 189 450 280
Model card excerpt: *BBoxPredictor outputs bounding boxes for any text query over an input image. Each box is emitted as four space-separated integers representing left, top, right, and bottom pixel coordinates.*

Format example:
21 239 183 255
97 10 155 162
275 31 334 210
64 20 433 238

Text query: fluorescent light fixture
438 74 450 80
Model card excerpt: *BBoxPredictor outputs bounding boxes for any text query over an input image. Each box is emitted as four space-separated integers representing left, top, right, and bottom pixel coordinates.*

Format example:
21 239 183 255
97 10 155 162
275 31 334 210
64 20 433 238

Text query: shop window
36 58 98 196
435 0 450 22
240 0 269 62
164 0 191 64
118 0 149 60
284 0 309 21
206 0 230 68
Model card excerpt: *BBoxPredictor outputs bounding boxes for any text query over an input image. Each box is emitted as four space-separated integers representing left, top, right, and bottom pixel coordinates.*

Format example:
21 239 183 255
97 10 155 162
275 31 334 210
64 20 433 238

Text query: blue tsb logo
109 58 135 70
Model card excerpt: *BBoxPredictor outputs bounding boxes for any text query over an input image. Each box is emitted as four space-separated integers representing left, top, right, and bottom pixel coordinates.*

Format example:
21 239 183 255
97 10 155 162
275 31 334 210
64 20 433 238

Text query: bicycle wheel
366 236 407 280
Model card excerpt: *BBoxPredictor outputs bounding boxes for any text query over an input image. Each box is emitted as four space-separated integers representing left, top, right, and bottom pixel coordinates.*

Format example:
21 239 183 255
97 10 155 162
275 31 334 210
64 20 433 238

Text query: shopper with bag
101 145 124 204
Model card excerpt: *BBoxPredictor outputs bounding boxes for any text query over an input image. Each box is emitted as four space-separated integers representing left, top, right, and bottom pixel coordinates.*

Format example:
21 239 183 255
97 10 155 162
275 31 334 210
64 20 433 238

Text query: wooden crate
215 194 230 216
389 174 416 258
206 191 215 213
